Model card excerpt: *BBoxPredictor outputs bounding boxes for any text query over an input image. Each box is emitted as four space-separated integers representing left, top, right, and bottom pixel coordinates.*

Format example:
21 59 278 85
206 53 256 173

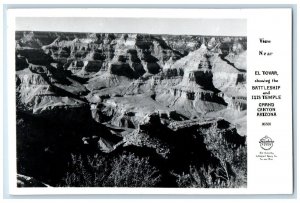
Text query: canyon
15 31 247 187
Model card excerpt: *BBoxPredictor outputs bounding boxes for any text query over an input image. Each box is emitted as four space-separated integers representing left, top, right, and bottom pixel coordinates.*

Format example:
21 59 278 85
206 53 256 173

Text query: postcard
5 8 294 195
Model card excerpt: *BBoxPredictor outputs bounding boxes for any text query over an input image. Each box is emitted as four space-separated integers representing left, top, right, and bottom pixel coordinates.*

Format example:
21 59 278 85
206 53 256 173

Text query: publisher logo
259 136 274 150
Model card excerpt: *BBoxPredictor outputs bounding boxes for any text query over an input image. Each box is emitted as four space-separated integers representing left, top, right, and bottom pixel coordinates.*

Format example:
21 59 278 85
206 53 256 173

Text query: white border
6 8 293 195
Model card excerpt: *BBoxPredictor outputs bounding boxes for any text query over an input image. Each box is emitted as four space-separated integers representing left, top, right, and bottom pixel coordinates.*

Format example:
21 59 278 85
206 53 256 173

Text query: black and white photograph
14 17 248 189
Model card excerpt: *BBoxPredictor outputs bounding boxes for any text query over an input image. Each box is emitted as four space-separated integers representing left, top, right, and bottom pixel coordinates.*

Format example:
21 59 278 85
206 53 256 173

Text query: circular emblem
259 136 274 150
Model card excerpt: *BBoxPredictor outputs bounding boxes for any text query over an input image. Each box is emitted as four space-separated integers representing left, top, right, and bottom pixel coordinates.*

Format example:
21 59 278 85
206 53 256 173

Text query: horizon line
15 30 247 38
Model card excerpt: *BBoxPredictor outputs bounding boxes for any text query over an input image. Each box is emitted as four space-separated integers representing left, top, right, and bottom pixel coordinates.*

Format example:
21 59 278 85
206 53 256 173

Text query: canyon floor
15 31 247 188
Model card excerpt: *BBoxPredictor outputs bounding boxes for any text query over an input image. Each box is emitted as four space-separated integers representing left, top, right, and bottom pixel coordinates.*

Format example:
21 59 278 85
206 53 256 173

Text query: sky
16 17 246 36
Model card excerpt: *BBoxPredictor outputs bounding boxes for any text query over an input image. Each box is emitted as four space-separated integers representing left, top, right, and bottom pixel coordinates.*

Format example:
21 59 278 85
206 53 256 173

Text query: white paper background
6 8 293 195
